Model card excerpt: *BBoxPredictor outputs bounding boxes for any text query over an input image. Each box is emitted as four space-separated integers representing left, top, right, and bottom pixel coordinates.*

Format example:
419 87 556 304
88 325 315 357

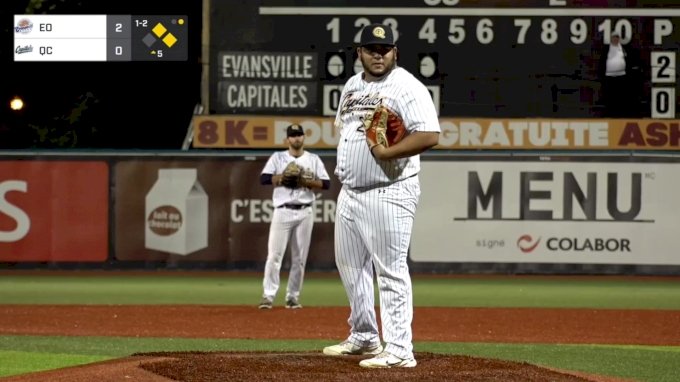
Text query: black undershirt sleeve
260 173 273 185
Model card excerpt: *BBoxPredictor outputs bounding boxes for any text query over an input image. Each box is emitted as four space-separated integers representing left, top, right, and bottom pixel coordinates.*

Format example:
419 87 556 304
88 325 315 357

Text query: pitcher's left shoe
359 351 417 368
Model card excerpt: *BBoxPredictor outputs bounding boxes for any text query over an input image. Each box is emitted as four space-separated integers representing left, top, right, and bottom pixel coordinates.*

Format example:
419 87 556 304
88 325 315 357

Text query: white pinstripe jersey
261 150 330 207
334 67 440 188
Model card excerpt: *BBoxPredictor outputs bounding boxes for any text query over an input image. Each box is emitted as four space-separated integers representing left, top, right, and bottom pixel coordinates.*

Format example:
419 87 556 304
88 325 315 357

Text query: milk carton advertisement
144 168 208 256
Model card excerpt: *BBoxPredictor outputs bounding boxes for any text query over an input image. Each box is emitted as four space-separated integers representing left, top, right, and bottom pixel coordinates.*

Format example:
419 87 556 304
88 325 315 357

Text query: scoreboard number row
326 17 674 46
420 17 585 45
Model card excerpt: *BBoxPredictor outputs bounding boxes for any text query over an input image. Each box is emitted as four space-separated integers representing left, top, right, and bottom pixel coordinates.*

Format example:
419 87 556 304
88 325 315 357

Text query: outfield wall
0 150 678 276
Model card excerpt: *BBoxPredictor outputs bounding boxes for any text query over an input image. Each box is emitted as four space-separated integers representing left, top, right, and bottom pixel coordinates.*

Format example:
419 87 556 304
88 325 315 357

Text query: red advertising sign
0 161 109 262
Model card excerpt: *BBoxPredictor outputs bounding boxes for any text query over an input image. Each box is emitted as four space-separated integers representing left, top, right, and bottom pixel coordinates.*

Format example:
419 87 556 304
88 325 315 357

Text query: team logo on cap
372 27 385 38
291 124 301 130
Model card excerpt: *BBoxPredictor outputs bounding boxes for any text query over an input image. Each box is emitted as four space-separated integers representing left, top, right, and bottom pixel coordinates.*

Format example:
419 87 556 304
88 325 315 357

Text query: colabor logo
517 235 541 253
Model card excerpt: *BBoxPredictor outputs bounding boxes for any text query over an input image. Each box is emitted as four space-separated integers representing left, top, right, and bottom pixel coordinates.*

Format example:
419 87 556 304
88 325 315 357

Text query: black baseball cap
287 124 304 137
359 23 395 47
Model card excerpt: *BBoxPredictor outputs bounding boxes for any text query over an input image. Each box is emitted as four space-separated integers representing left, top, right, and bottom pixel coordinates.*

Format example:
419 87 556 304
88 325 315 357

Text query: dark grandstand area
5 0 679 150
4 0 202 150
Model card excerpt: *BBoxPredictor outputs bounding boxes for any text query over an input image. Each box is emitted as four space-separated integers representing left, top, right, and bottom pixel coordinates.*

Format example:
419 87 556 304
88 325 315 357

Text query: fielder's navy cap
359 23 395 47
287 124 304 137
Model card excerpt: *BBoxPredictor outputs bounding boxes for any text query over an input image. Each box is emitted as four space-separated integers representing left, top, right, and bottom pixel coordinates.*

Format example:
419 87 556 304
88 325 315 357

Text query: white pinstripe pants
263 206 314 300
334 176 420 360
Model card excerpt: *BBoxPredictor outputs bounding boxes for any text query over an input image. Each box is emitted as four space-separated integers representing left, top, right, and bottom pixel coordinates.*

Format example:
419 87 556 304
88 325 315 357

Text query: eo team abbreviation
40 23 52 32
39 47 52 55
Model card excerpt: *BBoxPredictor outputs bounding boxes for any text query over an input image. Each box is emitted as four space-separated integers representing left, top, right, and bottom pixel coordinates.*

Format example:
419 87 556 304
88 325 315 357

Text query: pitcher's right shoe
323 340 383 356
258 297 273 309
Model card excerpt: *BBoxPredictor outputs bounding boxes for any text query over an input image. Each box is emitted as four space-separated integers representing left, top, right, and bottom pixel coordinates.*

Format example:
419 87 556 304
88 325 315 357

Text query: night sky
4 1 202 150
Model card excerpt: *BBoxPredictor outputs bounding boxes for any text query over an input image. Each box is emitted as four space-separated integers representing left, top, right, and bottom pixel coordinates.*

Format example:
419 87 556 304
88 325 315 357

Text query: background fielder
259 124 331 309
322 24 441 368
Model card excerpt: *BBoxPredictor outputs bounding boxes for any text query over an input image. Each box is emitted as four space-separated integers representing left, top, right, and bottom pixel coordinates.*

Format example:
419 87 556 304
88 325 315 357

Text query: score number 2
326 17 399 44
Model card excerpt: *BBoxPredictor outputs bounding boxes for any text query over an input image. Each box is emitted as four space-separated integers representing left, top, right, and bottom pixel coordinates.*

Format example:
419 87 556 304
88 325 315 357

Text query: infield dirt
1 305 679 345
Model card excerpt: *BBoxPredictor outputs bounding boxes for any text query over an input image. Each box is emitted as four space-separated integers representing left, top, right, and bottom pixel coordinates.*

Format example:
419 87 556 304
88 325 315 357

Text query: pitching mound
2 351 636 382
132 351 630 382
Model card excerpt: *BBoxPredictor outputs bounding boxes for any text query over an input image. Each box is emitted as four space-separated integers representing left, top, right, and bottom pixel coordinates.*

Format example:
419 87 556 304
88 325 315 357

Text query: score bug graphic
132 16 187 61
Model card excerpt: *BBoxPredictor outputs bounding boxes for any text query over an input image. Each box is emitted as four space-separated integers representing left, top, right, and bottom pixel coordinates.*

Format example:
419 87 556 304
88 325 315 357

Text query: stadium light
10 97 24 111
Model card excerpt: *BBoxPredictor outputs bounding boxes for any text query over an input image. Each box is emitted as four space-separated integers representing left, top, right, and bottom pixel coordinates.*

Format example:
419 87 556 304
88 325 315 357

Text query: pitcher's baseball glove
364 104 407 150
280 161 303 188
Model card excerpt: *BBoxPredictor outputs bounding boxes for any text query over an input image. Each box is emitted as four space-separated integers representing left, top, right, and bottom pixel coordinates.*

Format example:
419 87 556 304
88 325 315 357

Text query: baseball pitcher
322 23 441 368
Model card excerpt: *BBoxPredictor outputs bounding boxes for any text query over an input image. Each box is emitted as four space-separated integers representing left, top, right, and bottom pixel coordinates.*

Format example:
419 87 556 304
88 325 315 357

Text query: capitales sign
192 116 680 149
455 170 650 222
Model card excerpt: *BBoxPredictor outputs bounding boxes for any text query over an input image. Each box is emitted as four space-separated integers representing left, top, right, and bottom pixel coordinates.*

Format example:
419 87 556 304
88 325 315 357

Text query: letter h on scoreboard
650 51 676 119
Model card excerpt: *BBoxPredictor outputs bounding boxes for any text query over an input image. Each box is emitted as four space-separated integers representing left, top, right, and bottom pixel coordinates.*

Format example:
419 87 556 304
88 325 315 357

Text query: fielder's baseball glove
364 104 407 150
280 161 303 188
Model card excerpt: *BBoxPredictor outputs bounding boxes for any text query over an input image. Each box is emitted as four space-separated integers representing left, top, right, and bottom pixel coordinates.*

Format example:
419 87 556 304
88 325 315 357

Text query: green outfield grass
0 350 111 378
1 275 680 309
0 274 679 381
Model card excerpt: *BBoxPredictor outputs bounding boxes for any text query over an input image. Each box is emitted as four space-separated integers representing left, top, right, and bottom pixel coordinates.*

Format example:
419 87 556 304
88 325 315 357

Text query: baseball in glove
364 104 407 152
279 161 303 188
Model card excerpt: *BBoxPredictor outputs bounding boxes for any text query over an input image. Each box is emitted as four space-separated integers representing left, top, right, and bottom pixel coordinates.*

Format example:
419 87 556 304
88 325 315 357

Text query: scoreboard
209 0 680 119
13 14 188 62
